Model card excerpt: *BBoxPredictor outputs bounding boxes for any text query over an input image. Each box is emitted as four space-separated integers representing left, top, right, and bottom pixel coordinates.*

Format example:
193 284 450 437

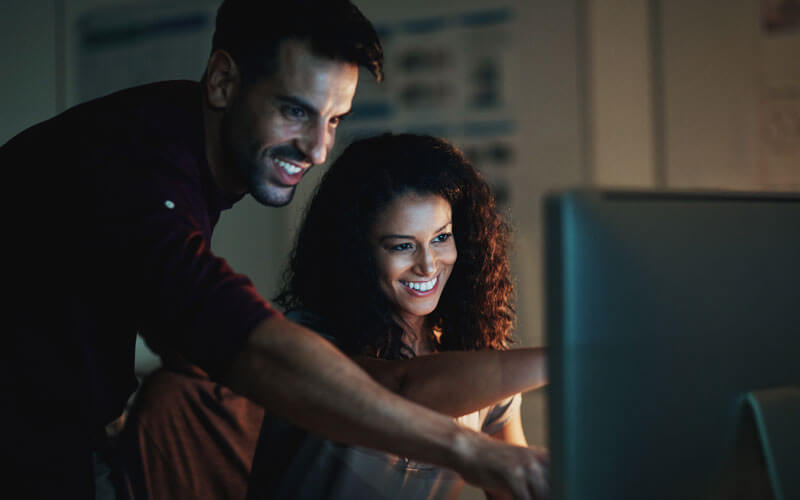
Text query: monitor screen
544 190 800 500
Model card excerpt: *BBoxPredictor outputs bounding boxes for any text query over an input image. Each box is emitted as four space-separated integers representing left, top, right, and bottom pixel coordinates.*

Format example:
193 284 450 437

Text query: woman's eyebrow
378 234 412 242
435 221 453 233
377 221 452 242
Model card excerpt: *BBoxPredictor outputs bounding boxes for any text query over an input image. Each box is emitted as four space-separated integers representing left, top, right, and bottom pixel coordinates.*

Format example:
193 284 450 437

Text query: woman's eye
389 242 413 252
433 233 452 243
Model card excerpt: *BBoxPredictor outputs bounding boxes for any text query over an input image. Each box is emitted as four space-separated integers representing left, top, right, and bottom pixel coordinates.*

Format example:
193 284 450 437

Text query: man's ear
204 50 240 109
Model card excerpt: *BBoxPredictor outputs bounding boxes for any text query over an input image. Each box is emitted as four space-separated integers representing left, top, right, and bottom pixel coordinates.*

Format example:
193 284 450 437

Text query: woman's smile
400 275 439 295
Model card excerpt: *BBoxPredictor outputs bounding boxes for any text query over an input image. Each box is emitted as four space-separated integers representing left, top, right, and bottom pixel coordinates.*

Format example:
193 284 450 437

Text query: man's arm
353 348 547 417
224 315 549 500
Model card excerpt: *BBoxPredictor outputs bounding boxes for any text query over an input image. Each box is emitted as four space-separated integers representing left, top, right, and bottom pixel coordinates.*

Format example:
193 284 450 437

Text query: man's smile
272 154 306 175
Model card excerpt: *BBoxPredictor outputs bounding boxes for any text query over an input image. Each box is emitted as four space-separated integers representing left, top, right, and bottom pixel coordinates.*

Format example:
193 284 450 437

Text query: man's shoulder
102 80 201 127
86 80 203 149
2 80 202 159
3 81 211 219
81 80 199 116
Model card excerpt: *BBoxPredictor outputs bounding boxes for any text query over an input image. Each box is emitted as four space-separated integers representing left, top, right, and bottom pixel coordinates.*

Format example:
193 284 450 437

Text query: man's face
221 40 358 206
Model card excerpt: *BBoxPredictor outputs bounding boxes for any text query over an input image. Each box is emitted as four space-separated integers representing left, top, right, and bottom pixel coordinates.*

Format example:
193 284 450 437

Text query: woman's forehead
372 193 452 236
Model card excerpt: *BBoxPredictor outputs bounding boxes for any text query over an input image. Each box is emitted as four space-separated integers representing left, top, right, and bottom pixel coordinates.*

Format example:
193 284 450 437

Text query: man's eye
329 116 341 127
283 105 307 119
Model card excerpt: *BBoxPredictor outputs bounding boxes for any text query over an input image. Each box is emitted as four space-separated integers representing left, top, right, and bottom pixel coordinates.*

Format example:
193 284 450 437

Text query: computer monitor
544 190 800 500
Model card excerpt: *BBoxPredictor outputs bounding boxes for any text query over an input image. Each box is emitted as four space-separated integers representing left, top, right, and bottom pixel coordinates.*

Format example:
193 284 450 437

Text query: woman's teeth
274 156 302 175
401 276 437 292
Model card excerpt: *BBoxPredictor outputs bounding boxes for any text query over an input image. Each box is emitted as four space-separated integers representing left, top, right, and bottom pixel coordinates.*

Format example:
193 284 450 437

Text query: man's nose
297 121 331 165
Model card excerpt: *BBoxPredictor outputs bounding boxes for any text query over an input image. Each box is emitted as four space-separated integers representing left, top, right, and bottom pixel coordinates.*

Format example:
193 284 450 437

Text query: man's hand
455 434 550 500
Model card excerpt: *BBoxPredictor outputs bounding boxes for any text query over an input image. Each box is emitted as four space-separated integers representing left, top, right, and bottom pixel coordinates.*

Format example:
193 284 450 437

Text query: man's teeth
275 157 302 175
402 276 437 292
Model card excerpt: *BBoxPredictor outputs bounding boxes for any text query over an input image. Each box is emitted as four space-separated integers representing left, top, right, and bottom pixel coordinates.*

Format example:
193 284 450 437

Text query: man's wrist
447 423 482 474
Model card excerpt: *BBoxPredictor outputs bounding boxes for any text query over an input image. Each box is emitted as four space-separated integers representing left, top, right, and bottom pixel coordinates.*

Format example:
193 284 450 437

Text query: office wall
660 0 763 189
586 0 656 187
660 0 800 191
0 0 57 143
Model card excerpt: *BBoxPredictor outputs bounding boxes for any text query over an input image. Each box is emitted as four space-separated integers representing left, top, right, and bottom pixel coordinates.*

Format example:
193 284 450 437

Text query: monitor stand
745 387 800 500
712 386 799 500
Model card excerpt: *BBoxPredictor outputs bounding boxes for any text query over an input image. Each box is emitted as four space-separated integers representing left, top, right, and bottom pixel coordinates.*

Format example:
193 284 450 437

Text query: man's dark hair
212 0 383 83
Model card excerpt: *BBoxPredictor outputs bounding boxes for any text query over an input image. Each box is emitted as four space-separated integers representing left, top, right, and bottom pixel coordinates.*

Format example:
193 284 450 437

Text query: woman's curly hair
274 133 514 359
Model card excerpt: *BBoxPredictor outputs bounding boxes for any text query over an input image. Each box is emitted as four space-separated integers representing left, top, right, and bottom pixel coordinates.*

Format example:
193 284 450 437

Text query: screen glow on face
224 39 358 206
371 193 457 326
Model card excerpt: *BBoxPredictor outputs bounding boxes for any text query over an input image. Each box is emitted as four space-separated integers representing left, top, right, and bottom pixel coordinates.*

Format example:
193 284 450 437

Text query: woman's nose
415 246 436 276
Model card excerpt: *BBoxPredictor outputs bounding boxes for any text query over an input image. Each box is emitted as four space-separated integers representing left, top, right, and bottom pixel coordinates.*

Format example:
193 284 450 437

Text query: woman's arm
353 347 547 418
225 316 549 499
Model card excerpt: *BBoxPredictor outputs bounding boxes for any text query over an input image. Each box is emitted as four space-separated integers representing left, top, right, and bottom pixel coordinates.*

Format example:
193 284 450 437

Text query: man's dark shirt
1 81 275 496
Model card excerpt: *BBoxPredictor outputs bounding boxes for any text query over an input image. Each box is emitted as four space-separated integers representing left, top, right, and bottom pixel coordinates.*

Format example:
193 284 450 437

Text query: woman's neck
397 315 436 356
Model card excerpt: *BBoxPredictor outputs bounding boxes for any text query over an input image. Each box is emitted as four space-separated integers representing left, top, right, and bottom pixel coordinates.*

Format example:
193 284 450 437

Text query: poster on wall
339 6 518 207
759 0 800 190
76 4 215 105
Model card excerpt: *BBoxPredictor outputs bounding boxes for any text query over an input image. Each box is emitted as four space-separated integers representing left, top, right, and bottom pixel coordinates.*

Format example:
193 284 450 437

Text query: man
2 1 547 498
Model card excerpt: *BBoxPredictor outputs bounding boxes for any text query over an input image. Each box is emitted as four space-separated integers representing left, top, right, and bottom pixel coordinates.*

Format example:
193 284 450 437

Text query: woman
247 133 547 499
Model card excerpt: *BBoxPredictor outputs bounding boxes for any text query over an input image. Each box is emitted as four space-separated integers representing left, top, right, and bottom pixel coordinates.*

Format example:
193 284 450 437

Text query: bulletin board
759 0 800 190
338 6 519 207
73 1 216 105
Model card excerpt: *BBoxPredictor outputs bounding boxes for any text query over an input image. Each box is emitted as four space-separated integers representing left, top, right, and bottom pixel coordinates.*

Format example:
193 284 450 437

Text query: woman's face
371 193 457 324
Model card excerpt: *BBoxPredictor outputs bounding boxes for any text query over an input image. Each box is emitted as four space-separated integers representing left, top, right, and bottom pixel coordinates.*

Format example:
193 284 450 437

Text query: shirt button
164 200 175 209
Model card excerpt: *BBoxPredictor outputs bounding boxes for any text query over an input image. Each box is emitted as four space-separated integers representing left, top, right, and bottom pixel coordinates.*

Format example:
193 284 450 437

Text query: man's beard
220 116 300 207
245 150 297 207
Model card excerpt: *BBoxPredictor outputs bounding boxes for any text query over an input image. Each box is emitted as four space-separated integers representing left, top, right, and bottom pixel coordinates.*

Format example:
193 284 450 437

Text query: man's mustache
270 144 308 164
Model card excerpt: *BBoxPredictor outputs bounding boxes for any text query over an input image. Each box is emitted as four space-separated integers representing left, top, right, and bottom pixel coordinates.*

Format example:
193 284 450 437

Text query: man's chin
250 184 296 207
